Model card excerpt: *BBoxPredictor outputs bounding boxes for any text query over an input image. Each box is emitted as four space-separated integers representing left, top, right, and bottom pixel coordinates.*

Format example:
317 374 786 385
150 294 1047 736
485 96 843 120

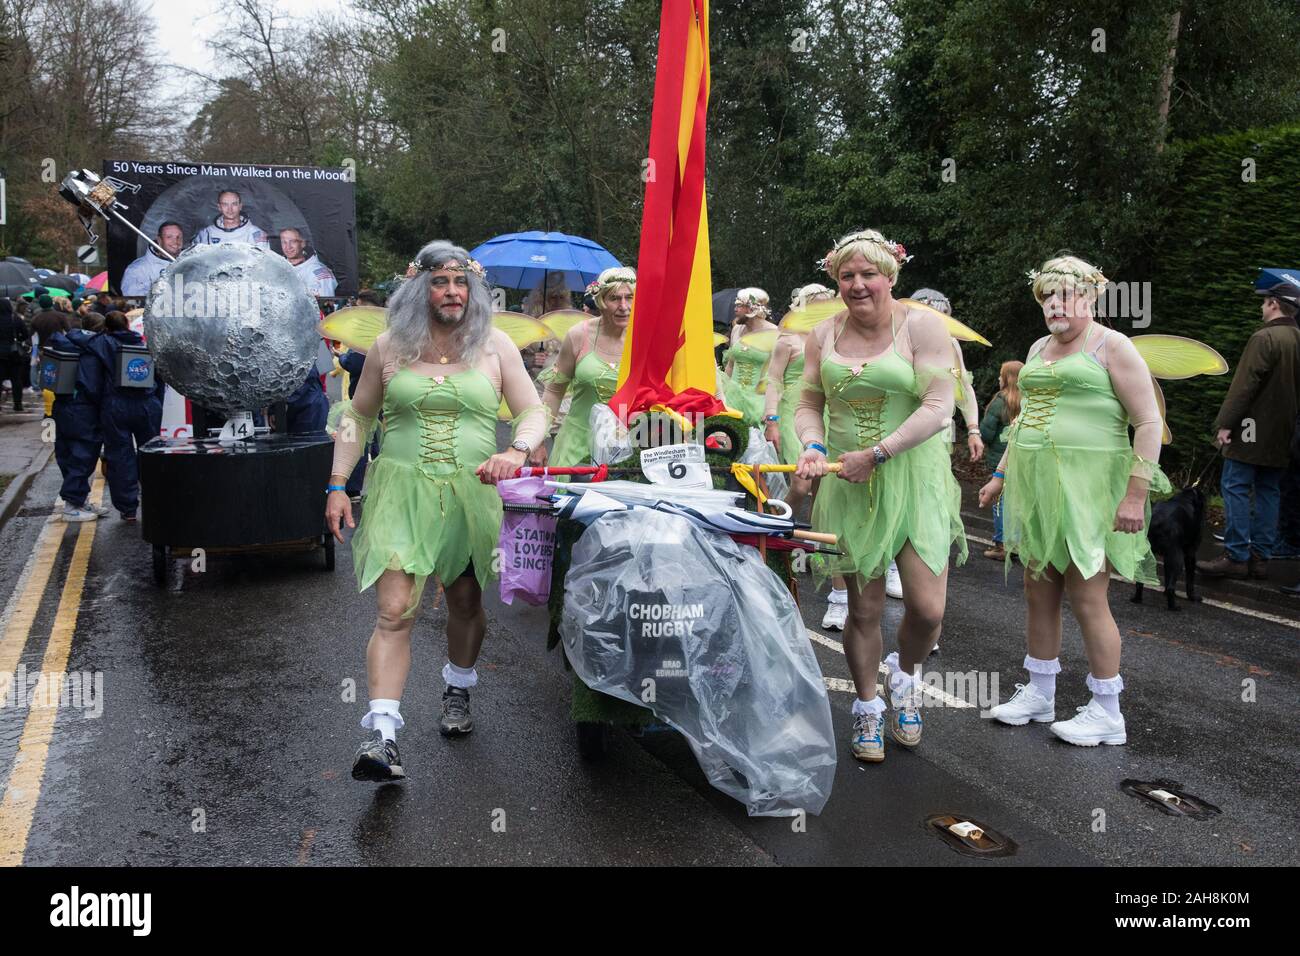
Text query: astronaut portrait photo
120 221 186 295
193 189 270 248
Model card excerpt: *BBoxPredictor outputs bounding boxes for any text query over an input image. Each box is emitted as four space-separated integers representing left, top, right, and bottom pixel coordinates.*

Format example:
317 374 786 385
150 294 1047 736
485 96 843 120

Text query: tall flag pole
610 0 728 423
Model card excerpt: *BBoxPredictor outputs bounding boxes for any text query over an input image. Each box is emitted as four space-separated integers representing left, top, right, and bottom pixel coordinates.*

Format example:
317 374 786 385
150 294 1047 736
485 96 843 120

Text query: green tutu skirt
811 435 967 582
721 373 765 427
351 457 502 614
1002 446 1171 583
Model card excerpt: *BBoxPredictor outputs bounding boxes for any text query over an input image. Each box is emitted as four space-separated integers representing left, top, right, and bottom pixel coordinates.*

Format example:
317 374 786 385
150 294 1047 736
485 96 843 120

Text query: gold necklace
427 336 457 365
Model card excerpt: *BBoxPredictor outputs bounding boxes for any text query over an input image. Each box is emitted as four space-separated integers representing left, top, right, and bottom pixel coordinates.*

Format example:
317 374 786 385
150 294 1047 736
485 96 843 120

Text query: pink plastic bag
497 476 557 606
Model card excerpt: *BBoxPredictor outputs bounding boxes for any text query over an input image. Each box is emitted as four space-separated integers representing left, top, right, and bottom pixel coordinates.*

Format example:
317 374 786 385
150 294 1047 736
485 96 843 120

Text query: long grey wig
385 240 494 368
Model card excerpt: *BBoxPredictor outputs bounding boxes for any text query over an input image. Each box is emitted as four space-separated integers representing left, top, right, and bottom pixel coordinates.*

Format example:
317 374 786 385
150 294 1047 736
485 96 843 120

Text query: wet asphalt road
0 459 1296 867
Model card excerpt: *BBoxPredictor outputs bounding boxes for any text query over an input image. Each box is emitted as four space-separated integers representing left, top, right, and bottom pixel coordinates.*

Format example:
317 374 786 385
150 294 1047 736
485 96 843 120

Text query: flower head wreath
590 270 637 301
735 290 771 317
1026 265 1108 296
407 256 488 281
816 231 912 275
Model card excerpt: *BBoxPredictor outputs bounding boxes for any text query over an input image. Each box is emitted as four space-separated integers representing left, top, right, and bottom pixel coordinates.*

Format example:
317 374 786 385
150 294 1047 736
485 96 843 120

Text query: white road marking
806 629 974 708
962 530 1300 631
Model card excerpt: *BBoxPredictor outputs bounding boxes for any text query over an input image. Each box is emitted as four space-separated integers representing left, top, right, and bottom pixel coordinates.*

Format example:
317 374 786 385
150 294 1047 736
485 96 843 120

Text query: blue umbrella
1253 267 1300 304
469 231 621 291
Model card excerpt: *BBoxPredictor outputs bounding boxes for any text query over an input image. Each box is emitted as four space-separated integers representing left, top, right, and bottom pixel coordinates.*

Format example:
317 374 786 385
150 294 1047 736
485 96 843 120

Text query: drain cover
1120 779 1221 820
16 506 56 518
925 814 1017 858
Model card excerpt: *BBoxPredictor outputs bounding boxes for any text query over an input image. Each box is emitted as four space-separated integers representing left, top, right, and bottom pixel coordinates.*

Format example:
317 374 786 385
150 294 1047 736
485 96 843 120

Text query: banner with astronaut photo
102 159 358 300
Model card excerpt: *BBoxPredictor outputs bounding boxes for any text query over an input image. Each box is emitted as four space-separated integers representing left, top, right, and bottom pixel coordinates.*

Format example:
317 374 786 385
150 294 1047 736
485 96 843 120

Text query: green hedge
1149 123 1300 479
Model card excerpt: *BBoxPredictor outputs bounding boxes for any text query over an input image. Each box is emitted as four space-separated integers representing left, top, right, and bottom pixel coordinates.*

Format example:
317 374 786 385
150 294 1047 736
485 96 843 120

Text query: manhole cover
1120 779 1221 820
925 814 1017 858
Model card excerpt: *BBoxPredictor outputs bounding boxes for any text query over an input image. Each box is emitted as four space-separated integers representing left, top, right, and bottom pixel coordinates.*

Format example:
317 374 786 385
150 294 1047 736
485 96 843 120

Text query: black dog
1133 485 1205 611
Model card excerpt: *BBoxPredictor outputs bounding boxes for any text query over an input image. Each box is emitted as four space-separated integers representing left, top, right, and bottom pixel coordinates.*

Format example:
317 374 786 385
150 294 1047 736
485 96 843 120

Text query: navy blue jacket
47 329 106 405
86 329 166 401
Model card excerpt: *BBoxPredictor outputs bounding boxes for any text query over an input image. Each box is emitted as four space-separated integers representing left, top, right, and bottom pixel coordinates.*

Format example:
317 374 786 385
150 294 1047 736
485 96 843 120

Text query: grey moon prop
143 244 320 417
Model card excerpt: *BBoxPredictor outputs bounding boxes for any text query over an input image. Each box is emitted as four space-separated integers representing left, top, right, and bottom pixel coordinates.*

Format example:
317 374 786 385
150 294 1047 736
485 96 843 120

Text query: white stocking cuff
1024 655 1062 675
360 700 405 732
1086 673 1124 696
442 661 479 689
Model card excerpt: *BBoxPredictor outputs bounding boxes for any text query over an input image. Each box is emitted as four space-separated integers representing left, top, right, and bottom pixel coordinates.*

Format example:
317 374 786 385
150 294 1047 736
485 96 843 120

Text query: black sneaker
439 686 473 737
351 731 405 781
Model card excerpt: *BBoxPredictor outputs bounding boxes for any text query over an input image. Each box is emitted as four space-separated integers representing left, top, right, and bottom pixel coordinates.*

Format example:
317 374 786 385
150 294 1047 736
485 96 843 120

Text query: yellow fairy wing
897 298 992 347
780 297 844 333
1152 376 1173 444
498 397 512 421
739 329 779 352
493 312 552 348
712 332 728 348
1131 335 1229 380
319 306 387 350
540 309 589 342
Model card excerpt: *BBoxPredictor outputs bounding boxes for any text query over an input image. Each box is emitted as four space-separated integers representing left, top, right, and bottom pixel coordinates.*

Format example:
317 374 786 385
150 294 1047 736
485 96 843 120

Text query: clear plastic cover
737 426 789 500
589 402 633 465
560 509 836 816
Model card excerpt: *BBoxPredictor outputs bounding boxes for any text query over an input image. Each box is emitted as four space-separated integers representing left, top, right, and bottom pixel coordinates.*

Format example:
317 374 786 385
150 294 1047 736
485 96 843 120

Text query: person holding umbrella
326 240 548 782
795 230 966 764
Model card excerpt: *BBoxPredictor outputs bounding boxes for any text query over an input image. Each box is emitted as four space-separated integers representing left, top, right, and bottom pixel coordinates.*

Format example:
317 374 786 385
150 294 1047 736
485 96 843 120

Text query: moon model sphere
143 244 319 417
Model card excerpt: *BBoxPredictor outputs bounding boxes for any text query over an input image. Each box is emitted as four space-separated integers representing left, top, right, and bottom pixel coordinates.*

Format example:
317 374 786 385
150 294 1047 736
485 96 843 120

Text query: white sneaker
61 506 100 523
1050 700 1126 746
822 601 848 631
986 683 1055 725
885 562 902 599
86 502 110 517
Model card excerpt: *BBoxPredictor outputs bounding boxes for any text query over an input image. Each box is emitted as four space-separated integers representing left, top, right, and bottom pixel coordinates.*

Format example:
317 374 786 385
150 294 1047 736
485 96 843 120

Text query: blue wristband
806 442 827 455
992 470 1005 479
327 484 347 493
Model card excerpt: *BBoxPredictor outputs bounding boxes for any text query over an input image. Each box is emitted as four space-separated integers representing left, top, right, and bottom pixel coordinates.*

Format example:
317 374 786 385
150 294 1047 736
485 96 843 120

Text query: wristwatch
510 439 531 454
871 445 887 465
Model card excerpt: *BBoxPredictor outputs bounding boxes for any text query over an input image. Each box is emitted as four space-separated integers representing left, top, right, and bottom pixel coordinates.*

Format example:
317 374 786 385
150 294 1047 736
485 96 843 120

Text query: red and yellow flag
610 0 727 423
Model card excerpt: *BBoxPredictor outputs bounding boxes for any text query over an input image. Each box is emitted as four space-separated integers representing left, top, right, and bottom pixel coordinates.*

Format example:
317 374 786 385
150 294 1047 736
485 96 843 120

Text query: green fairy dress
776 348 805 466
548 350 620 468
1002 326 1170 582
810 317 967 581
350 367 505 611
722 338 771 426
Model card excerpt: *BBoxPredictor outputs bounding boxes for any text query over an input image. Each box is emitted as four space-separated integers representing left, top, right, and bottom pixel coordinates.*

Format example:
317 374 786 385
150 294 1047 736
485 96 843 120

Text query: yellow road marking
0 506 66 710
0 481 102 866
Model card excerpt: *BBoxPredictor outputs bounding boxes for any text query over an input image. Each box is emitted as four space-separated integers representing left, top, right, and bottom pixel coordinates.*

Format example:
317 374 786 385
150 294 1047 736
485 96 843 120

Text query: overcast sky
149 0 350 123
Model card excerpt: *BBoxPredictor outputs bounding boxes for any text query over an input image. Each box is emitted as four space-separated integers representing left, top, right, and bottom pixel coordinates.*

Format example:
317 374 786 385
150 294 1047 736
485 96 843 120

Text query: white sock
1086 673 1124 719
1024 655 1060 700
884 651 915 695
828 588 847 605
442 660 478 689
362 698 403 742
851 696 885 717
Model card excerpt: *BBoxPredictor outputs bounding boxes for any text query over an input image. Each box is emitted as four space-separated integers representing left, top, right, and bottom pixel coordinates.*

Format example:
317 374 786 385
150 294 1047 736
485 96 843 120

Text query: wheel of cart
152 544 167 587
